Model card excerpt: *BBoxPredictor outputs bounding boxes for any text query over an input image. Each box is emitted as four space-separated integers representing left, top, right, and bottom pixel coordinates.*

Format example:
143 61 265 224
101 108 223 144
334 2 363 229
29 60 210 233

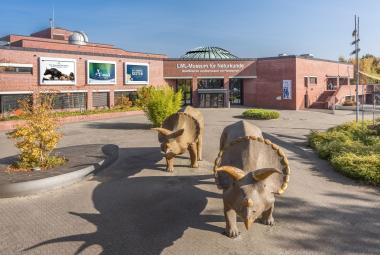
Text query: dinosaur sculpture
213 120 290 238
152 106 204 172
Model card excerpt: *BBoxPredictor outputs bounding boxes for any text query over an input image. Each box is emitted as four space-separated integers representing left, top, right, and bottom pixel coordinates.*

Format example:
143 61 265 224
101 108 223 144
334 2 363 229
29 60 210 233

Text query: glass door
229 79 243 105
199 93 225 108
176 79 192 106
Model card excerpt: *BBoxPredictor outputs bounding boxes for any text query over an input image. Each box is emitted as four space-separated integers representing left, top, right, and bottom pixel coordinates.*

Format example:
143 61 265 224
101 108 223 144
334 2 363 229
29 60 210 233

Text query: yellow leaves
7 93 63 170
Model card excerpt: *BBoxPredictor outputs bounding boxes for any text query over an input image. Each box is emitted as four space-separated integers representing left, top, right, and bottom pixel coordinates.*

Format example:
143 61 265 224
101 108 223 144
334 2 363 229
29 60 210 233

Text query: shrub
7 94 65 170
137 85 182 127
308 120 380 185
342 99 355 106
114 95 133 110
242 108 280 120
331 153 380 185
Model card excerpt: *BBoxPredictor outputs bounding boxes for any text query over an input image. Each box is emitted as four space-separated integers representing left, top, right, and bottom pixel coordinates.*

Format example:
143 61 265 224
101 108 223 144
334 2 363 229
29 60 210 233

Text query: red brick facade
0 27 363 111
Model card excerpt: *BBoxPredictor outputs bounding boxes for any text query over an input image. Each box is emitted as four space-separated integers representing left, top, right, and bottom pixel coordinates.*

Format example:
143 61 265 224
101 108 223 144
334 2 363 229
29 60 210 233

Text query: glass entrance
199 93 225 108
229 79 243 105
176 79 192 106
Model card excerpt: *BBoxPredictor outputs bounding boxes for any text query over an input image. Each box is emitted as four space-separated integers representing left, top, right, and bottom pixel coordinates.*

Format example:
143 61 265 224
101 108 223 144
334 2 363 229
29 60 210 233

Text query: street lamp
350 15 360 122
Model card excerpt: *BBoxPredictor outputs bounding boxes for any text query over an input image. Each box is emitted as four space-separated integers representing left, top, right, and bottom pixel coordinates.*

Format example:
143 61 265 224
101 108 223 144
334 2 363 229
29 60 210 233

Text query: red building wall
244 57 297 109
0 47 166 109
295 58 354 109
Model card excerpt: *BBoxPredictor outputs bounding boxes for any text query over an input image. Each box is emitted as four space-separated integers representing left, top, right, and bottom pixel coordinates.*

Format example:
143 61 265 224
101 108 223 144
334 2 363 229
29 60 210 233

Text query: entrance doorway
176 79 192 106
199 93 225 108
229 79 243 105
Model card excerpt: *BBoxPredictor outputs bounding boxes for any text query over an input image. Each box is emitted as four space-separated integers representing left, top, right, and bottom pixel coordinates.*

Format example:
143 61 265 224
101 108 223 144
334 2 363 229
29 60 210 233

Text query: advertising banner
125 63 149 84
282 80 292 100
40 57 76 85
87 60 116 84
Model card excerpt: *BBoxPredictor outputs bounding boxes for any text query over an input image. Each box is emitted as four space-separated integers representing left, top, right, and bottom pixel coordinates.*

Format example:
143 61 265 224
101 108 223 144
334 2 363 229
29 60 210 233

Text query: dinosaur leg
224 206 239 238
165 156 174 172
261 203 275 226
188 143 199 168
197 136 203 161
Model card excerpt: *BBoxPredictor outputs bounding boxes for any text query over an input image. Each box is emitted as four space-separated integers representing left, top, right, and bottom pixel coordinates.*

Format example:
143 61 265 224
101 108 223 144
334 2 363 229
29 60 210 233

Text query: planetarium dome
69 31 89 45
181 46 238 60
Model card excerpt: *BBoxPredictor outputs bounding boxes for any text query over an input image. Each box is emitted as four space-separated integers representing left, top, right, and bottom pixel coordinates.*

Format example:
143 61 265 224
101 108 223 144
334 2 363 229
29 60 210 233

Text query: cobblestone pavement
0 108 379 255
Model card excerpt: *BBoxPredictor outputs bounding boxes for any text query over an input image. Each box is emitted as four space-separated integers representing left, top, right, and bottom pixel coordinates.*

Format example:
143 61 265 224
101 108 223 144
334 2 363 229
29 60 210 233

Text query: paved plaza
0 108 379 255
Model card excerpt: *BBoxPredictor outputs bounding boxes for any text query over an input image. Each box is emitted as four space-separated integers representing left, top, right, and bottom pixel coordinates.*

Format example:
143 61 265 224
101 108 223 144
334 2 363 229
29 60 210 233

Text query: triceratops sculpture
152 106 204 172
214 120 290 238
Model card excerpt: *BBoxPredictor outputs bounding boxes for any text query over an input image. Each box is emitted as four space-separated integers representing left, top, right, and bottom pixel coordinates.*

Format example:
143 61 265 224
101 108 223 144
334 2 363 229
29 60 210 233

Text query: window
309 77 318 85
0 94 32 113
304 77 308 87
51 93 87 110
0 63 33 74
93 92 109 108
198 79 223 89
114 91 138 106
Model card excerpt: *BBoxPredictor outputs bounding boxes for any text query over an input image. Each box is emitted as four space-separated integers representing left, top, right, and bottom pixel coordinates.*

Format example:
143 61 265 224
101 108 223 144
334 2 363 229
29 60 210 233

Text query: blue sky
0 0 379 60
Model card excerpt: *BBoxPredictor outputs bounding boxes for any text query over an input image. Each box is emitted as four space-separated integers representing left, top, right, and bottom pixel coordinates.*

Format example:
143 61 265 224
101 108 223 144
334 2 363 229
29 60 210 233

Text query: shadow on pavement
275 195 380 254
24 146 224 255
86 122 152 130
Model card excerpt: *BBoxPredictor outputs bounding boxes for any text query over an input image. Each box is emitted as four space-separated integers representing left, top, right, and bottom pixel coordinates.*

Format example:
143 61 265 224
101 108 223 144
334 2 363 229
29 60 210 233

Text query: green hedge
308 121 380 185
242 109 280 120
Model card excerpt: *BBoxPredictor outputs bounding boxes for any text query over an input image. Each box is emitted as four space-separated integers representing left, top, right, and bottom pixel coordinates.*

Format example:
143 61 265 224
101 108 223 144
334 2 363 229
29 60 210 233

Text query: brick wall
246 57 296 109
295 58 354 109
0 47 167 108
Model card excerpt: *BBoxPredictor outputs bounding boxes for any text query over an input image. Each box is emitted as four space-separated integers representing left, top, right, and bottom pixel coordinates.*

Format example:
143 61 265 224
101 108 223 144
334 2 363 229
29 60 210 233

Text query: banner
40 57 76 85
125 63 149 84
282 80 292 100
87 60 116 84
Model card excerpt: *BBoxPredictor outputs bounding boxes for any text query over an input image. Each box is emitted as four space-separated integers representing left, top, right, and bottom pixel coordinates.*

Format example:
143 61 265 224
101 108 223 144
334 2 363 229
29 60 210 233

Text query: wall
0 47 166 108
245 57 297 109
163 59 256 78
295 58 354 109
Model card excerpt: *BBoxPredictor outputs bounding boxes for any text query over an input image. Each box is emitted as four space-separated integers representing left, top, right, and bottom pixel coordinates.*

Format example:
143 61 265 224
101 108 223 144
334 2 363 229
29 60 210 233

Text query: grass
0 106 141 121
308 120 380 186
242 108 280 120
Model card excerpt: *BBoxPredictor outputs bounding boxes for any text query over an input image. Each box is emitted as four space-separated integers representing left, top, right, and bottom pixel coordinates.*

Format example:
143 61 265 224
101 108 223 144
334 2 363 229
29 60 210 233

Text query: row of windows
0 66 33 74
0 91 138 113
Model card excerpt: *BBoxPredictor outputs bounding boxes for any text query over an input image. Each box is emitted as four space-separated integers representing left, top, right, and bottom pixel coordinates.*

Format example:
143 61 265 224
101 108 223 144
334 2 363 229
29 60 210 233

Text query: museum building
0 27 368 113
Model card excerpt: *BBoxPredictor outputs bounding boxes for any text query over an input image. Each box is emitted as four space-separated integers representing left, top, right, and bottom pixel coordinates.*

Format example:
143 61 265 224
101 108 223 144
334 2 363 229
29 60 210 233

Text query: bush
137 85 182 127
331 153 380 185
308 121 380 185
7 94 65 170
342 99 355 106
242 108 280 120
114 95 133 110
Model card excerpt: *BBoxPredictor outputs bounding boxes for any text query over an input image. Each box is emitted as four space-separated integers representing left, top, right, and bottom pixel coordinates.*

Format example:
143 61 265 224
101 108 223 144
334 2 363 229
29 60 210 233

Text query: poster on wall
125 62 149 84
87 60 116 84
282 80 292 100
40 57 76 85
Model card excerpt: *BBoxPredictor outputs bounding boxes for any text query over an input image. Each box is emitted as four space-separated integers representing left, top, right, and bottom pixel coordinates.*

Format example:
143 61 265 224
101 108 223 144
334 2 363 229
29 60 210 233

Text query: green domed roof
181 46 238 60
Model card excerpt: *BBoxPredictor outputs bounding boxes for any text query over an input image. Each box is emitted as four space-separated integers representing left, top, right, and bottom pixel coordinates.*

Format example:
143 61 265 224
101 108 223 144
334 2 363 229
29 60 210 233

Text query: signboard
40 57 76 85
175 63 245 73
87 60 116 84
282 80 292 100
125 63 149 84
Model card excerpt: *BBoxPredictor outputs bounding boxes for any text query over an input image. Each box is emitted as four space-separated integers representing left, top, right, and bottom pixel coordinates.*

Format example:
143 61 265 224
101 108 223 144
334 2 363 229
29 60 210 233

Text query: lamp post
351 15 360 122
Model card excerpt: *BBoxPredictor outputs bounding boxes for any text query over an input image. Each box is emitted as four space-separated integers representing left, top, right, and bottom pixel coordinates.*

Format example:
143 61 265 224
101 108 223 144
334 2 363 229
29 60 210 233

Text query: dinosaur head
215 166 282 230
152 127 186 157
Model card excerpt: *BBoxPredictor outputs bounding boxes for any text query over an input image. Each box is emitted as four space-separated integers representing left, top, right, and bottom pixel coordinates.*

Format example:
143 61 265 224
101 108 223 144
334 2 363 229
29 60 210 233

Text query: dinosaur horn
215 166 245 181
252 168 282 181
151 127 172 136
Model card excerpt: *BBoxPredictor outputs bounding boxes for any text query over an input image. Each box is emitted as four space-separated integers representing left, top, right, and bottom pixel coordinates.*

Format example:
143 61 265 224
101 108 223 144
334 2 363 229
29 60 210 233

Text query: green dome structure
181 46 238 60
